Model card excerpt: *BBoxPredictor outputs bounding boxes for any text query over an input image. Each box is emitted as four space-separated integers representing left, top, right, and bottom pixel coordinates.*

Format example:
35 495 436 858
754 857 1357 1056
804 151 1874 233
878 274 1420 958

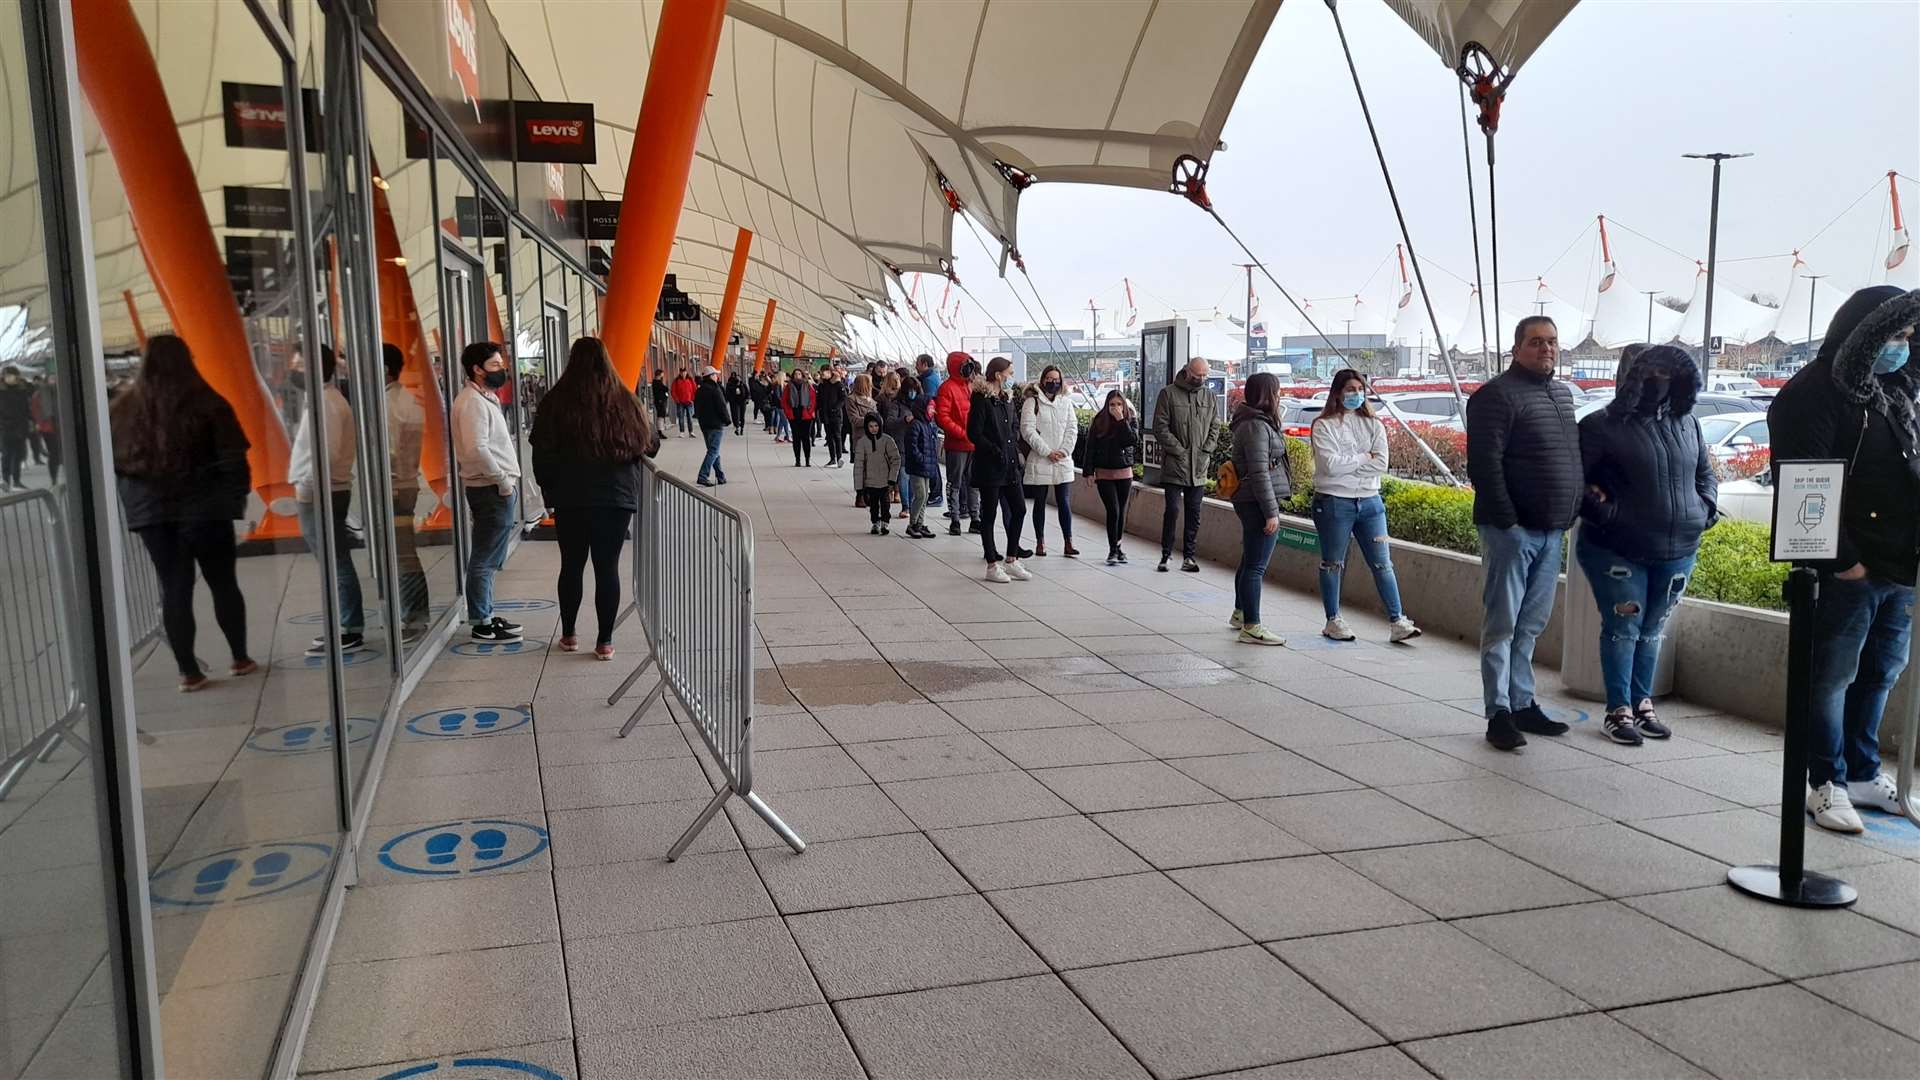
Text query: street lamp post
1683 152 1753 370
1805 274 1827 349
1641 289 1659 345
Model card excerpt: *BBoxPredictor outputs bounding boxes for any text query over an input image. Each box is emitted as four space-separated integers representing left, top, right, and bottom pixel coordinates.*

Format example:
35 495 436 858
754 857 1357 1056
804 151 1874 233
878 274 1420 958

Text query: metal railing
607 457 805 859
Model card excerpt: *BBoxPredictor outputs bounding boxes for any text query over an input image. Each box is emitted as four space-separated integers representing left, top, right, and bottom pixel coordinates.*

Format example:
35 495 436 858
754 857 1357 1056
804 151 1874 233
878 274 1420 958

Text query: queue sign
1769 460 1846 563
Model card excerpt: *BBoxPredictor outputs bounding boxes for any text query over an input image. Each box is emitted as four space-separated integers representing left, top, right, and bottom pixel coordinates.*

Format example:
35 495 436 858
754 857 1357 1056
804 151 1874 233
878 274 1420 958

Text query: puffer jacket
1771 286 1920 583
880 392 917 447
1085 414 1140 472
116 397 252 529
1579 345 1718 563
1020 389 1080 486
934 352 974 452
815 377 847 425
851 426 902 489
1466 365 1582 531
1229 404 1292 520
1151 369 1219 487
904 406 941 479
967 386 1021 487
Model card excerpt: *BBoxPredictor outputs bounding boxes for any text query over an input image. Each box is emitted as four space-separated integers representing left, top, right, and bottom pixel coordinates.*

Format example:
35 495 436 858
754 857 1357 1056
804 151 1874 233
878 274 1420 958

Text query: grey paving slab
1662 713 1784 753
1520 763 1740 820
1065 946 1383 1080
575 1004 864 1080
980 724 1154 768
938 695 1094 732
751 832 972 914
1335 839 1599 919
1242 789 1466 852
1413 731 1610 778
381 734 540 778
330 871 558 963
787 894 1047 1000
834 974 1149 1080
534 724 690 766
1296 739 1492 787
807 702 966 743
1169 749 1363 803
1382 776 1608 836
745 745 874 792
539 757 717 810
1337 701 1487 739
987 871 1248 968
724 782 918 849
1629 807 1900 873
555 850 774 939
930 814 1151 889
1202 1047 1433 1079
1486 822 1731 898
1272 922 1585 1042
1840 858 1920 936
1106 717 1284 758
1624 885 1920 978
1638 752 1789 806
1057 688 1214 723
1612 984 1920 1080
302 944 571 1071
841 731 1016 782
1172 855 1432 941
1566 730 1732 765
1033 760 1226 813
1223 708 1402 750
568 916 822 1035
1403 1015 1710 1080
1093 802 1316 869
881 769 1077 829
369 767 546 824
1800 959 1920 1040
548 798 743 867
1286 676 1427 709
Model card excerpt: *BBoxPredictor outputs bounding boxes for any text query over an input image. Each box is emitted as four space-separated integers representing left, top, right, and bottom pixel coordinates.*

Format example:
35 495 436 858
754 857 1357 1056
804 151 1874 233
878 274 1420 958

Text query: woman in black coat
1084 389 1140 565
725 372 749 435
966 357 1030 581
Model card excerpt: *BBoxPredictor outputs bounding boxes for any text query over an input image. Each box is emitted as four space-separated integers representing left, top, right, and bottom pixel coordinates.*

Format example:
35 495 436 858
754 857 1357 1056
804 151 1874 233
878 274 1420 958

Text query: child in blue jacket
902 396 942 539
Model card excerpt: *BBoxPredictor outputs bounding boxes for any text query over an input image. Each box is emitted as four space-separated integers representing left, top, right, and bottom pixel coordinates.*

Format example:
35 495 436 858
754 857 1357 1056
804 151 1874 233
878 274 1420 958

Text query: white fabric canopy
1382 0 1579 75
1769 259 1851 345
1674 270 1781 347
1589 268 1684 348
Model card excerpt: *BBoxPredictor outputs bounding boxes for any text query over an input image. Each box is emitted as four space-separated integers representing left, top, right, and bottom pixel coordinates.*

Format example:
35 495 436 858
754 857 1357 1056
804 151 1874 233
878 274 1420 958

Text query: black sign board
493 242 509 279
223 186 294 232
453 196 509 239
579 199 621 241
587 246 612 277
221 82 322 152
655 273 700 321
515 101 596 164
226 235 286 313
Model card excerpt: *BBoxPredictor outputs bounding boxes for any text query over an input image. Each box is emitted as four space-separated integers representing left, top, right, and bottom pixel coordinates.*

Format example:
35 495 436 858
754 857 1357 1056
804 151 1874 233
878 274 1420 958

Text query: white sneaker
1848 773 1905 815
985 561 1011 584
1389 616 1422 643
1229 609 1244 629
1238 624 1287 646
1004 558 1033 581
1322 616 1356 642
1809 781 1864 834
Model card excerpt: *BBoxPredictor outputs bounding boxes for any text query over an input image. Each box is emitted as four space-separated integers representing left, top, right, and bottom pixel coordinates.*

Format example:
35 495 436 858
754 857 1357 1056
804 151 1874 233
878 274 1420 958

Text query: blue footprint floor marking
151 842 334 907
403 706 531 739
378 819 548 877
376 1058 569 1080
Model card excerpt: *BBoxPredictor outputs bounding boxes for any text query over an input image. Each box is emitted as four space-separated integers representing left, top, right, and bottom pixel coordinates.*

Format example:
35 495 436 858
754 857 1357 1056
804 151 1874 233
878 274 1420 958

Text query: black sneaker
1602 709 1645 746
1511 704 1569 737
870 523 880 534
1116 549 1128 563
697 478 717 487
1157 555 1171 573
1485 710 1528 752
471 621 523 643
967 521 982 535
948 519 962 536
1634 704 1672 740
305 632 366 657
1181 557 1201 573
880 525 890 535
1106 550 1120 566
490 615 524 634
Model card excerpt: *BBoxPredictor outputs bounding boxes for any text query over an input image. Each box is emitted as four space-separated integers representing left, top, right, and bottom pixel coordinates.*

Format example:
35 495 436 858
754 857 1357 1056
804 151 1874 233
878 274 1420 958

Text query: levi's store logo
220 82 322 152
445 0 481 121
513 101 596 164
527 120 584 145
233 99 286 129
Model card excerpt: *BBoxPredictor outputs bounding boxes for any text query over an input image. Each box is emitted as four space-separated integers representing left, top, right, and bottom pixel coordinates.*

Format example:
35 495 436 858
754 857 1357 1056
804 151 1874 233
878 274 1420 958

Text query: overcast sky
894 0 1919 356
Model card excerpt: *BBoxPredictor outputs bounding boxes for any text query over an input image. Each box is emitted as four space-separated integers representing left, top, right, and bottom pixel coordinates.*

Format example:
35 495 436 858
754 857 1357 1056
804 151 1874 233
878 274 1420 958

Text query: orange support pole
75 0 296 533
121 290 146 350
600 0 727 387
794 332 806 363
752 300 777 373
828 346 838 360
710 228 752 374
371 157 453 528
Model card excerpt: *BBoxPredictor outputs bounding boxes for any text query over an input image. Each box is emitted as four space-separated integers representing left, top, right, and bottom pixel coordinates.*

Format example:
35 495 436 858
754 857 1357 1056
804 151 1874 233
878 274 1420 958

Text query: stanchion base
1727 865 1857 908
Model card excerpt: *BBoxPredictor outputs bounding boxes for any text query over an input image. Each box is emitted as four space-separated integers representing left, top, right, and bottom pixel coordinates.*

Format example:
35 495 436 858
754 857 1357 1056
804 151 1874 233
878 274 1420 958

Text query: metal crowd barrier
607 457 805 859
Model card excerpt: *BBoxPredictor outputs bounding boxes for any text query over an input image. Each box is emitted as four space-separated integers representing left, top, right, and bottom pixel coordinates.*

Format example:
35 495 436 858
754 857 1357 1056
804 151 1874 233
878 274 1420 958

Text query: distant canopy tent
1674 268 1781 348
1382 0 1580 79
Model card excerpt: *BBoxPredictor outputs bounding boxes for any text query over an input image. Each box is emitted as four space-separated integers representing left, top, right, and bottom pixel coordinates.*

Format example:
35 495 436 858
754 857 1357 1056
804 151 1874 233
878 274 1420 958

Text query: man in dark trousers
725 371 749 435
649 372 672 436
815 361 848 467
1466 316 1582 751
0 365 35 490
1151 356 1218 572
694 366 731 487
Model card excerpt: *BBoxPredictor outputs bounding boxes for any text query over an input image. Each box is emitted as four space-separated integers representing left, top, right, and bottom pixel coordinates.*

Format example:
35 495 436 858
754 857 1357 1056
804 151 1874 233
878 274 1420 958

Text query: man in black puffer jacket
1770 285 1920 833
1466 315 1583 751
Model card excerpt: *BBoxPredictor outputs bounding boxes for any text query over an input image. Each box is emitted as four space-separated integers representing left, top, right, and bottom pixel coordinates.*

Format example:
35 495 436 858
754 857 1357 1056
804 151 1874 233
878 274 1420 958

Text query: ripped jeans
1313 494 1403 622
1574 535 1695 711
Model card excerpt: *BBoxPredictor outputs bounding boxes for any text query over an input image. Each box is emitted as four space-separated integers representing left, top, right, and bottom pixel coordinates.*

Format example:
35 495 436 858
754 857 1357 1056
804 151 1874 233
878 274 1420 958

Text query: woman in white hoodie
1309 369 1420 644
1021 365 1080 557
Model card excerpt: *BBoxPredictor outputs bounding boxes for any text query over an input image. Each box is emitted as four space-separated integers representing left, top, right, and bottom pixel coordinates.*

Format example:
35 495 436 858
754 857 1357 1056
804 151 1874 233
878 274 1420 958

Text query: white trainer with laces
1809 781 1864 834
1229 610 1244 629
1848 772 1905 815
1004 558 1033 581
1389 617 1422 643
1322 616 1356 642
985 561 1011 584
1238 624 1287 646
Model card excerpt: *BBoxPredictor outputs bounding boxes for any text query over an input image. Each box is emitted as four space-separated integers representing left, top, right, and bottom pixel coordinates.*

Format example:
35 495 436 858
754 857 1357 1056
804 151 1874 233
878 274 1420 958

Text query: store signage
579 199 621 240
223 186 294 231
588 246 612 277
221 82 321 152
453 196 509 239
1771 459 1846 563
515 101 595 164
226 235 286 313
445 0 482 122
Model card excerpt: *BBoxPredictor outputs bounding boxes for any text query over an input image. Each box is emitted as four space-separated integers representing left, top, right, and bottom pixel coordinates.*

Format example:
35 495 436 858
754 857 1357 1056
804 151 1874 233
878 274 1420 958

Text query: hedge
1687 520 1788 610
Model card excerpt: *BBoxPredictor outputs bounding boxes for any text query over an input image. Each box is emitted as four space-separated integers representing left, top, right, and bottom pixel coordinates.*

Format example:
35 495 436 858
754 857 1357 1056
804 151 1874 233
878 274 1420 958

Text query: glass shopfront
0 0 606 1074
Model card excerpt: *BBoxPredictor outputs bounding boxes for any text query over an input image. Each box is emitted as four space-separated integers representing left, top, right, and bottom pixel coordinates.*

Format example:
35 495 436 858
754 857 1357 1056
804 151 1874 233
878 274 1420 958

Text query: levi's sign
514 101 595 164
445 0 482 121
221 82 321 152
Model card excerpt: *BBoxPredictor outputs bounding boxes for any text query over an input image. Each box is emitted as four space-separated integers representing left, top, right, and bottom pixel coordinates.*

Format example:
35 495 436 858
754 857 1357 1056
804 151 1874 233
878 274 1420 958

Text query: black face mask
483 370 509 390
1638 378 1671 413
1043 381 1062 396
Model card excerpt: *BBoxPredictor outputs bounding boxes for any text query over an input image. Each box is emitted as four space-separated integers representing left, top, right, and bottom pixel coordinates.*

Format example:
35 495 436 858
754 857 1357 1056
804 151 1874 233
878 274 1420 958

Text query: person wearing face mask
968 357 1032 582
1770 286 1920 833
1085 389 1140 565
453 341 525 644
1310 370 1420 644
1575 345 1715 746
0 365 34 490
1021 365 1081 557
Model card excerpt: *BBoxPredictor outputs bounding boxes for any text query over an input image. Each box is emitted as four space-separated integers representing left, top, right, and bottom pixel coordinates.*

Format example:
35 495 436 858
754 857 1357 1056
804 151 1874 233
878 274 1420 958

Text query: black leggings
1030 482 1072 544
1097 478 1133 552
977 482 1026 563
137 521 249 677
791 419 815 464
554 505 630 646
0 432 24 486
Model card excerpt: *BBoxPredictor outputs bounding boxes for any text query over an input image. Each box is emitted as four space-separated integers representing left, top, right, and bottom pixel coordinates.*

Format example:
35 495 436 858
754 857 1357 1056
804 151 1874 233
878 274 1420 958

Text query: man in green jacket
1152 356 1219 572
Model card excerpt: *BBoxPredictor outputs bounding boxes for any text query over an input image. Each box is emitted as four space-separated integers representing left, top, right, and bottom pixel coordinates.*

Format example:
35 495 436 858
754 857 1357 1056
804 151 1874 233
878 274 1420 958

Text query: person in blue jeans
1575 345 1717 746
693 366 730 487
451 342 524 643
1466 316 1584 751
1227 373 1290 645
1769 284 1920 833
1310 369 1420 644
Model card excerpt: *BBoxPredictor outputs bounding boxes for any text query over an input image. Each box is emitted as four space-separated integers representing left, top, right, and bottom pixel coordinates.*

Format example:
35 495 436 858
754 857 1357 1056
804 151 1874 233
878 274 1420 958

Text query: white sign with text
1770 459 1846 563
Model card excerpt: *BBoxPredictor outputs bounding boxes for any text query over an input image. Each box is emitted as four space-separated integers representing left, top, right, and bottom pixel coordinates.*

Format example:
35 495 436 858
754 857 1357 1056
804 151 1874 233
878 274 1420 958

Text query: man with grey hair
1152 356 1219 572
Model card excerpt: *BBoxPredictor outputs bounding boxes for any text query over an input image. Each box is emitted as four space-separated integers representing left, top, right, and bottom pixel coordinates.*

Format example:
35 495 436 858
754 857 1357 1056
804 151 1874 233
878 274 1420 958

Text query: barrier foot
743 790 806 855
0 755 30 801
608 648 659 708
1728 865 1857 908
665 785 731 862
618 682 668 738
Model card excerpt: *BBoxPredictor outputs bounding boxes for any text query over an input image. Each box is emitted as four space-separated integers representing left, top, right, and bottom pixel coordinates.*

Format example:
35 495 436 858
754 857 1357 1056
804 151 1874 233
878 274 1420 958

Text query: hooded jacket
1466 364 1582 531
725 375 749 416
1770 286 1920 583
880 390 917 447
1578 345 1718 562
1229 403 1292 519
1021 387 1081 486
650 376 670 410
967 382 1021 488
815 374 848 425
851 417 902 489
1151 368 1220 487
670 375 696 406
934 352 975 452
903 397 942 479
694 375 730 433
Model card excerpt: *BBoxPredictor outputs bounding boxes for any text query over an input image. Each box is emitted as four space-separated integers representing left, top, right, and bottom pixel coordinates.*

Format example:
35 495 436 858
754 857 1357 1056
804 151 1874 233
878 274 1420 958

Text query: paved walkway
302 422 1920 1080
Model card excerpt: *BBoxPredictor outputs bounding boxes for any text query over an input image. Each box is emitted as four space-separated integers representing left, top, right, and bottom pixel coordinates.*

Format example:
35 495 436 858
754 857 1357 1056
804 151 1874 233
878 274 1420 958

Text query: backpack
1071 426 1087 471
1214 458 1239 500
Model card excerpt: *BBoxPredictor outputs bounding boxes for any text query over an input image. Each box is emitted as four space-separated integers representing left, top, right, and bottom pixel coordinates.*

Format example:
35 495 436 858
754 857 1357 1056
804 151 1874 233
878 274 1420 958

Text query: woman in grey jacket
1228 373 1291 645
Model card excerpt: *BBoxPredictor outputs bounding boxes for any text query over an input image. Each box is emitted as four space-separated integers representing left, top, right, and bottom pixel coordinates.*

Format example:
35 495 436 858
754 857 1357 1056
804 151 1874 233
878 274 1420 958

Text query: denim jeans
1161 484 1204 559
1234 501 1280 627
1477 525 1564 718
297 490 364 633
392 490 429 629
674 402 693 433
1807 573 1913 788
1574 536 1695 711
944 450 977 520
1031 482 1073 544
465 485 517 625
1313 494 1403 622
698 429 726 483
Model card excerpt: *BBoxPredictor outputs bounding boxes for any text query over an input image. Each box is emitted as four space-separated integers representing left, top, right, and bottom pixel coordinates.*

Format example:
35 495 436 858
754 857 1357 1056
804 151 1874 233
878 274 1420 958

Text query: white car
1698 411 1770 462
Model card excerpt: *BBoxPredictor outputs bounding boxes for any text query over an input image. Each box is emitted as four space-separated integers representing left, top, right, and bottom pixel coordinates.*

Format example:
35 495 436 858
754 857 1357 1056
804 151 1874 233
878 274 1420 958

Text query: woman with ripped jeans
1309 370 1421 644
1576 344 1718 746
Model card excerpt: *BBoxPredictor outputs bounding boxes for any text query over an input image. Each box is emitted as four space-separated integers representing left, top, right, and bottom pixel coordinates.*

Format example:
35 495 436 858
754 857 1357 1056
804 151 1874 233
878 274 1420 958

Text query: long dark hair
532 337 652 461
1240 371 1283 423
1090 389 1133 439
110 334 234 477
1318 368 1373 420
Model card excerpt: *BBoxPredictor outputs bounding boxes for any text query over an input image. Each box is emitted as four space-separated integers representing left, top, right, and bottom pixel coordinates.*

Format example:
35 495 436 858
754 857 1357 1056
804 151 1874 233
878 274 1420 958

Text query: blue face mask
1873 340 1911 375
1342 392 1366 411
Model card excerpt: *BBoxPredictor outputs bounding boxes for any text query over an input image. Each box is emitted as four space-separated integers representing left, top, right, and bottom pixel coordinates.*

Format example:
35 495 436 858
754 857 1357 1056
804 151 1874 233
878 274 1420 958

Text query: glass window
1699 417 1741 444
513 232 545 521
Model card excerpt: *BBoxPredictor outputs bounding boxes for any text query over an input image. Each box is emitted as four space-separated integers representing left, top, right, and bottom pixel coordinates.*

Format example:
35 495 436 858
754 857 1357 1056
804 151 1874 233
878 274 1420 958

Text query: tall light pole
1684 152 1753 369
1641 290 1659 344
1237 263 1257 372
1805 274 1827 348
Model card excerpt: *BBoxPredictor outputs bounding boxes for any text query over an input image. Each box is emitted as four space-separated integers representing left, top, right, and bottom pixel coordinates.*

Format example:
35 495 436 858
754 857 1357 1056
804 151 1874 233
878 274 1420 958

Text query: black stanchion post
1728 565 1857 907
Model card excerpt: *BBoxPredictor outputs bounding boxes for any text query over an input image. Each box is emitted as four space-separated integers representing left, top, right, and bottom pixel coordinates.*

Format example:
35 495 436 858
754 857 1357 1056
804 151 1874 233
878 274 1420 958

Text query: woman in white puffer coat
1021 365 1081 557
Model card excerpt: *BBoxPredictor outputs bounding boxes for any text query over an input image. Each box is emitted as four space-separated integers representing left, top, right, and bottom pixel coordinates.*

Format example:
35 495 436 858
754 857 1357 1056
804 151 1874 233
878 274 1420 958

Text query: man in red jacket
670 368 697 436
934 351 980 534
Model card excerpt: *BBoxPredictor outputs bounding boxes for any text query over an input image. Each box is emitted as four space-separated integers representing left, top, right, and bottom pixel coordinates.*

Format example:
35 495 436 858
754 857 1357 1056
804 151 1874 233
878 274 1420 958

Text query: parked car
1698 411 1770 461
1280 397 1323 439
1574 391 1761 423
